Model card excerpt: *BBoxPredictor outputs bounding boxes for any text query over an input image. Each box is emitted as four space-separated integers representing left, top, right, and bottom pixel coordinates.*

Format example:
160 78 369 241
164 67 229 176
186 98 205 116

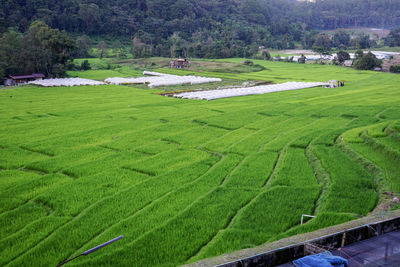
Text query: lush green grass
67 65 143 81
269 148 318 187
73 58 111 69
68 57 265 82
224 151 278 188
349 135 400 192
313 145 377 215
1 59 400 266
272 212 359 242
190 186 321 262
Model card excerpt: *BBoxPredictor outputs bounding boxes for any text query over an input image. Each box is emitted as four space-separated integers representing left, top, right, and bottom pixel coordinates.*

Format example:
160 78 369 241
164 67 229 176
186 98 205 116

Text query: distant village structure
382 55 400 72
170 58 190 69
343 60 353 67
4 73 45 86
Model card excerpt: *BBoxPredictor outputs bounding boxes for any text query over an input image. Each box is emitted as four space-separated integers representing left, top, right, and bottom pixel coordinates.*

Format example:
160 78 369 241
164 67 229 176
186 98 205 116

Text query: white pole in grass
55 235 123 267
301 215 316 225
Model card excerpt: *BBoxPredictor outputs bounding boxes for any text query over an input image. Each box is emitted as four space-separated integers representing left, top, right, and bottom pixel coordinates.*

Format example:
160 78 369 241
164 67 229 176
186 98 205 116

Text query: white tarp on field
291 51 400 62
29 78 105 87
173 82 329 100
105 71 222 87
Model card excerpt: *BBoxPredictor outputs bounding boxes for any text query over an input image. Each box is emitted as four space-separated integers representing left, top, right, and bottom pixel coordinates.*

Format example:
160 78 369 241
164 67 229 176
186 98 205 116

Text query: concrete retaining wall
216 216 400 267
185 210 400 267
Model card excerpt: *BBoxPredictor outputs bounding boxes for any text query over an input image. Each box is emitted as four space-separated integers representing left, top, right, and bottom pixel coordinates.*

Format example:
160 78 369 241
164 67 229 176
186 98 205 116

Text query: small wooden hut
4 73 45 86
170 58 190 69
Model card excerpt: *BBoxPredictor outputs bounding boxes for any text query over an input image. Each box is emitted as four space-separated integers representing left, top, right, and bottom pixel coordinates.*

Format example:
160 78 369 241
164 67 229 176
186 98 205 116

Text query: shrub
262 50 271 60
298 54 306 64
355 49 364 59
390 65 400 73
80 60 91 70
353 52 382 70
337 51 350 64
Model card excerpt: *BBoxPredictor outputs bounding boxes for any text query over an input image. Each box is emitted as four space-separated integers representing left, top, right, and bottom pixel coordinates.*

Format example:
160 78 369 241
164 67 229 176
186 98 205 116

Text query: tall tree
385 28 400 47
337 51 350 64
332 31 350 49
22 21 76 77
352 33 371 49
78 4 101 34
355 49 364 59
312 33 332 58
168 32 181 58
75 35 92 58
0 21 75 79
97 41 108 59
0 30 22 76
354 52 381 70
111 40 122 57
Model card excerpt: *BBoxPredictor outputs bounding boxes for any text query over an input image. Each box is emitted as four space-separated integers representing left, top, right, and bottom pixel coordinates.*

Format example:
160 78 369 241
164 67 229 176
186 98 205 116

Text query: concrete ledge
184 209 400 267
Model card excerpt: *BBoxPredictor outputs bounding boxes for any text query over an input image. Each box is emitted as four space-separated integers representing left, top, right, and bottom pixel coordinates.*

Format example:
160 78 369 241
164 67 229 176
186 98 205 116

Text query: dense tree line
1 0 312 58
2 0 400 36
0 21 75 79
1 1 283 38
302 30 381 52
2 1 400 58
1 0 400 82
385 28 400 47
292 0 400 30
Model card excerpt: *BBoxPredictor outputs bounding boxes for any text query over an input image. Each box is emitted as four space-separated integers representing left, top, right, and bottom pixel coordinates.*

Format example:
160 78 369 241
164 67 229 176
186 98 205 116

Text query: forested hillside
2 0 400 43
292 0 400 30
1 0 400 79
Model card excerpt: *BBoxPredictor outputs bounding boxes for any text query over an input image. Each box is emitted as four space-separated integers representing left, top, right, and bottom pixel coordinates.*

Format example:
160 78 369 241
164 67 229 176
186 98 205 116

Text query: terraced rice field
1 59 400 266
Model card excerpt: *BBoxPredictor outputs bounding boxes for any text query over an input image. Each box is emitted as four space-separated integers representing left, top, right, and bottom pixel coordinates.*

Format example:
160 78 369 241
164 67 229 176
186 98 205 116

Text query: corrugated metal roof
9 73 44 79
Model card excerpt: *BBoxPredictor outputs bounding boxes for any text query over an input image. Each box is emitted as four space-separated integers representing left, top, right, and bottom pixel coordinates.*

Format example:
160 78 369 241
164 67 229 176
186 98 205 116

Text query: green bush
0 67 4 85
337 50 350 64
262 50 271 60
298 54 306 64
80 60 91 70
354 52 382 70
390 65 400 73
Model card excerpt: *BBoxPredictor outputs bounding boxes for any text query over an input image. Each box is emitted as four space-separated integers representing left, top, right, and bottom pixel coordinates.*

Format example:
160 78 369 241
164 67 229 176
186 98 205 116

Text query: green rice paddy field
1 59 400 266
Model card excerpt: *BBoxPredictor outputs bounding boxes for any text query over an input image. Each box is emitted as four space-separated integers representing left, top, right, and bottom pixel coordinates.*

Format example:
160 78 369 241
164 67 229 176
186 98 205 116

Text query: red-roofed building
4 73 45 86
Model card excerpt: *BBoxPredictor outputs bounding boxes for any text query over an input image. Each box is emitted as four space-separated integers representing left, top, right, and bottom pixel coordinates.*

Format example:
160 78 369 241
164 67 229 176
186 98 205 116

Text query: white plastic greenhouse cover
104 72 222 87
173 82 329 100
29 78 105 87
